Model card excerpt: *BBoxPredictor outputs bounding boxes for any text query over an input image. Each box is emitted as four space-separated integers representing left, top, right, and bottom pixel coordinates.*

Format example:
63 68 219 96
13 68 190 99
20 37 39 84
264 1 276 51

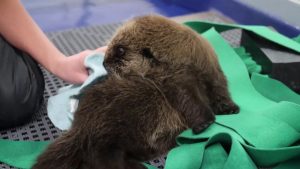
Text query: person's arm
0 0 106 84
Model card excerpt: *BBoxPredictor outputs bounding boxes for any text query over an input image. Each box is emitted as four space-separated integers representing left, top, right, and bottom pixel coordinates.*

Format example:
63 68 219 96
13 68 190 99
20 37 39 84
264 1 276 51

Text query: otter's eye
116 46 126 57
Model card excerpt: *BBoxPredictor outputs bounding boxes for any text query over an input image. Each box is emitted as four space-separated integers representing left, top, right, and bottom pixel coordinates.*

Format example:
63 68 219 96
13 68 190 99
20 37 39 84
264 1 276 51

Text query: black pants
0 36 44 130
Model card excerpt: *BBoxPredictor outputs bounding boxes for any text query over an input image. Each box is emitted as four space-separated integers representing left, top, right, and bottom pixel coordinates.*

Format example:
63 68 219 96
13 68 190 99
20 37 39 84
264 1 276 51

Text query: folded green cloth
1 21 300 169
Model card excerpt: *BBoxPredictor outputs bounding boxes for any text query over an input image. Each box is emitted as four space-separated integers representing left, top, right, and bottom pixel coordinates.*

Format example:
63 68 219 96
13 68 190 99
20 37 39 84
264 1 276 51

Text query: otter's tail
32 132 83 169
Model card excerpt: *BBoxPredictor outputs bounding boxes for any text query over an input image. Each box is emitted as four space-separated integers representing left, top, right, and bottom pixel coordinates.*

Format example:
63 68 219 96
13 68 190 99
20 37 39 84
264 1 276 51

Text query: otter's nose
103 61 108 69
103 52 112 68
103 57 117 70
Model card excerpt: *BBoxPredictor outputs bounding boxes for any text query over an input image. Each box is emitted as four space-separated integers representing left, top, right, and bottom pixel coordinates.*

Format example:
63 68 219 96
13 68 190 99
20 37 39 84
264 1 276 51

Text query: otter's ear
165 69 215 134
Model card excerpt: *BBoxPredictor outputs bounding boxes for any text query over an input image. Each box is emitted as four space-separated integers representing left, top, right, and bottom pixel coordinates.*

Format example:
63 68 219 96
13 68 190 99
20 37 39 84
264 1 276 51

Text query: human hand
53 46 107 84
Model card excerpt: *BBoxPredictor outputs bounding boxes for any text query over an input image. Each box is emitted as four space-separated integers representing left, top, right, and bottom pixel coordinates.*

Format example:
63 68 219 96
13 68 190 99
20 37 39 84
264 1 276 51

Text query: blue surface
21 0 194 33
170 0 300 38
22 0 300 37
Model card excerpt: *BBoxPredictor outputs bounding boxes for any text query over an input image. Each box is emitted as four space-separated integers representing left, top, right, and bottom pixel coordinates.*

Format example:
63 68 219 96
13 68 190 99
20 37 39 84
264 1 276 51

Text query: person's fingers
68 60 89 84
76 72 89 84
61 47 107 84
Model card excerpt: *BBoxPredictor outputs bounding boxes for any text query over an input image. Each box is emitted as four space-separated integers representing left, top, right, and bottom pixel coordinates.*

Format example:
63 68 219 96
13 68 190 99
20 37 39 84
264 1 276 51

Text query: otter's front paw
214 101 239 115
125 161 147 169
192 120 214 134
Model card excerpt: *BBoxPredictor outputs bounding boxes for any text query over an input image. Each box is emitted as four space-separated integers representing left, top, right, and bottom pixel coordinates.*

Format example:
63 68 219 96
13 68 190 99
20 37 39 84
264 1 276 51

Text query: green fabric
234 46 300 110
294 35 300 43
184 21 300 53
234 47 262 75
0 140 49 169
1 21 300 169
251 73 300 105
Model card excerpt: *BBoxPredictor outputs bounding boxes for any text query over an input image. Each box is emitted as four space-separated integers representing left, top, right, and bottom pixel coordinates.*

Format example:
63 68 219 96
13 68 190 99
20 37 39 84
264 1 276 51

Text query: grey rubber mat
0 11 270 169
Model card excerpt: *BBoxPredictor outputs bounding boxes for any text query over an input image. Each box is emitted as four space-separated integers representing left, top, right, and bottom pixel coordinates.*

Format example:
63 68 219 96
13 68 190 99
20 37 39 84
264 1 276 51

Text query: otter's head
104 15 216 76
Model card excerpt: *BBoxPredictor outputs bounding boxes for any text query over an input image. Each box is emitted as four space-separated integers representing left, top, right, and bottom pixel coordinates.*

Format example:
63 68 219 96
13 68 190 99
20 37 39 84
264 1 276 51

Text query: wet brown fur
33 15 239 169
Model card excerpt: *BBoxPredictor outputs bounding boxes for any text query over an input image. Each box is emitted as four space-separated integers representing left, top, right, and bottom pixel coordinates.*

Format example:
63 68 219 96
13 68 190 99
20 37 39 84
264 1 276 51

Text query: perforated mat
0 11 258 169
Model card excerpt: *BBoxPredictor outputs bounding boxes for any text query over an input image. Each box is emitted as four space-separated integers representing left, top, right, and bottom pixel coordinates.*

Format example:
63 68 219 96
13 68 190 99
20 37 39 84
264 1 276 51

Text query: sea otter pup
33 15 238 169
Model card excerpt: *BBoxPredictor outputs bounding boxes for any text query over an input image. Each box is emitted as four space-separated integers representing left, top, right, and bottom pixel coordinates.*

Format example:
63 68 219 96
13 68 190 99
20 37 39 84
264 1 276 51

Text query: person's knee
0 89 39 129
0 76 44 129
